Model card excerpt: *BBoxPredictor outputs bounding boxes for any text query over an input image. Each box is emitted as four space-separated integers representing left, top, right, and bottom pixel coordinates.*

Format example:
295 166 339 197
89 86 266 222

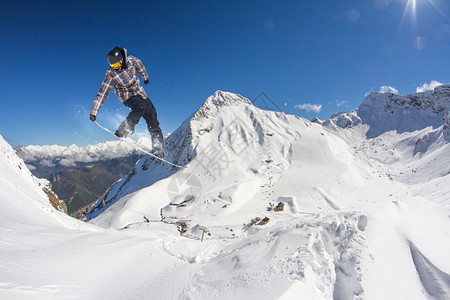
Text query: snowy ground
0 90 449 299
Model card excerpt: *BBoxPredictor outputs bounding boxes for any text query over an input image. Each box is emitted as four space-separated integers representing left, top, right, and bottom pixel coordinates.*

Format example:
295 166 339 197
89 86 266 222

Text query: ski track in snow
409 241 450 299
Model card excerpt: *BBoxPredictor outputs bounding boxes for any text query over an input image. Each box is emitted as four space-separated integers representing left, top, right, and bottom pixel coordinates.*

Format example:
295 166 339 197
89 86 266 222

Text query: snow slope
87 90 449 299
1 88 449 299
324 84 450 210
322 85 450 299
0 135 203 300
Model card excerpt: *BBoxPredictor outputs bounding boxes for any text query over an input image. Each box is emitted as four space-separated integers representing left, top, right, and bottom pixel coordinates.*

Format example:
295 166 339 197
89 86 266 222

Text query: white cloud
379 86 399 94
336 100 347 108
27 164 36 171
41 159 56 168
295 103 322 113
58 158 77 167
416 80 443 93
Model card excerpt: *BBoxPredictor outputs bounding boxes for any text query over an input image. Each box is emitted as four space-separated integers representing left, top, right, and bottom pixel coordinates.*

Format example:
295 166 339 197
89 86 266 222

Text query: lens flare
395 0 449 51
428 0 450 22
399 0 450 30
398 0 417 34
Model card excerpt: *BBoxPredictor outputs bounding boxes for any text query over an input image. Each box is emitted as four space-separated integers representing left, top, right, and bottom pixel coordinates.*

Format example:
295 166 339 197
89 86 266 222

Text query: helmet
107 47 123 70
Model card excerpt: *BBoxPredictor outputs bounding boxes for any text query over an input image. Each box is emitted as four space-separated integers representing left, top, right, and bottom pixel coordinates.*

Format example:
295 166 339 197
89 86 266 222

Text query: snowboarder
89 46 164 158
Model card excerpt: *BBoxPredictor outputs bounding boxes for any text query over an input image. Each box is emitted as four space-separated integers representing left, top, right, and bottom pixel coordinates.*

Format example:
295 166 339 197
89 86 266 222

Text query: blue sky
1 0 449 146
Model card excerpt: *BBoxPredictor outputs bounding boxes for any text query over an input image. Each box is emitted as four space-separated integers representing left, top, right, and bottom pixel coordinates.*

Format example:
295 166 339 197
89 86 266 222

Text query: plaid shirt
90 55 150 116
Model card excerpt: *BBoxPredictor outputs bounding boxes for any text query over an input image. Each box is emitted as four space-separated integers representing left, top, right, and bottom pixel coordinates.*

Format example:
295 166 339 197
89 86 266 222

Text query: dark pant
117 95 163 150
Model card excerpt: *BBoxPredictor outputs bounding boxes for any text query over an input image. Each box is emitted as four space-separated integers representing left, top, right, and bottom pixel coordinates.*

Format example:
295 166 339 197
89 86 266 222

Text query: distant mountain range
321 83 450 138
18 138 152 216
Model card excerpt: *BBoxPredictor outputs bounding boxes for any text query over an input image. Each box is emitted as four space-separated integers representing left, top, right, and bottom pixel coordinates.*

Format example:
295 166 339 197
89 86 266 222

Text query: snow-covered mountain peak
162 91 262 167
87 90 302 219
192 91 251 127
362 83 449 114
204 90 252 109
192 90 252 122
325 84 449 138
323 84 450 192
428 83 450 99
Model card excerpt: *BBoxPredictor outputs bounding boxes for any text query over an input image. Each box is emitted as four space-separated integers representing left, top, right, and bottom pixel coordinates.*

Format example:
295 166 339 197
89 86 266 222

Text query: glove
144 79 149 85
90 114 96 122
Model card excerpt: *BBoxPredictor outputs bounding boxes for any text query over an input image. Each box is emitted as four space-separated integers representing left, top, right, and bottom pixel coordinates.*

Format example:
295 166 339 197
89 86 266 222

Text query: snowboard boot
115 120 134 138
141 129 164 171
150 128 164 158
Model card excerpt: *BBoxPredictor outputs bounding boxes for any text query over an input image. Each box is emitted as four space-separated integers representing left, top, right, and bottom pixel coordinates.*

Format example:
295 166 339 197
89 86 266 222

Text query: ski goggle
110 60 122 69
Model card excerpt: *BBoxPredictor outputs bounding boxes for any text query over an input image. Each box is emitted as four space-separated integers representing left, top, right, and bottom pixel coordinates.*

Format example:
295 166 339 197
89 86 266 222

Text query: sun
396 0 449 48
399 0 418 32
400 0 449 27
